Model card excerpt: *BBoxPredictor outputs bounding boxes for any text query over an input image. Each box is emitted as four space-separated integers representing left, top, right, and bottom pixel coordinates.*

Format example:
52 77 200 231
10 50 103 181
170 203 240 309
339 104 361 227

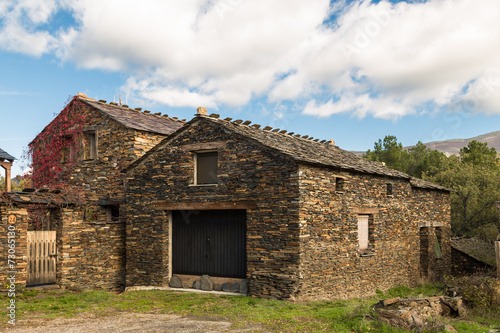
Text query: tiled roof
0 148 15 161
78 95 185 135
451 237 497 267
125 113 451 191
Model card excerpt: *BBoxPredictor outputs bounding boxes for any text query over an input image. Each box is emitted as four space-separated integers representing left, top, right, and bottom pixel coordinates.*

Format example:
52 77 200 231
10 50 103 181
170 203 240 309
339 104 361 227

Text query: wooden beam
0 160 12 192
180 141 227 152
496 241 500 279
156 200 257 211
351 207 379 215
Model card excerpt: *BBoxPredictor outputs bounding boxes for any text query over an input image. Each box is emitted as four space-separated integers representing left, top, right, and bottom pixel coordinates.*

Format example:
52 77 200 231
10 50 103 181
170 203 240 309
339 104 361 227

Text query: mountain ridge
351 130 500 156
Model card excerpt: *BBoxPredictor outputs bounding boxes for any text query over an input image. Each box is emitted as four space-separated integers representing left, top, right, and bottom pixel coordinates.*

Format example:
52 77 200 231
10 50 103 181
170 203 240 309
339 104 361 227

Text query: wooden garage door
172 210 246 278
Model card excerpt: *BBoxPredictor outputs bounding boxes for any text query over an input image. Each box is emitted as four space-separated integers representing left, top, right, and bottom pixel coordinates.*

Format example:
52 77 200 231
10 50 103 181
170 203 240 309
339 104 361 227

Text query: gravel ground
3 313 264 332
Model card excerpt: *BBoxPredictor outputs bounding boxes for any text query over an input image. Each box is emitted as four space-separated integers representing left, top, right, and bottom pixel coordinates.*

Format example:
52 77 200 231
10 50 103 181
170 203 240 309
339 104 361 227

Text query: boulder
169 275 183 288
201 275 213 291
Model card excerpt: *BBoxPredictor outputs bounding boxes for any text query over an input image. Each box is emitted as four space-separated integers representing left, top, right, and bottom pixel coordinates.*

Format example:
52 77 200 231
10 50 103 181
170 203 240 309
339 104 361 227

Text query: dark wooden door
172 210 246 278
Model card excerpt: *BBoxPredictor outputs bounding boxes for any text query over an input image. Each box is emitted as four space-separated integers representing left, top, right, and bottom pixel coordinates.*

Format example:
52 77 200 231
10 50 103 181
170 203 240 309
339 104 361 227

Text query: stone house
16 93 184 290
0 148 15 192
123 109 452 300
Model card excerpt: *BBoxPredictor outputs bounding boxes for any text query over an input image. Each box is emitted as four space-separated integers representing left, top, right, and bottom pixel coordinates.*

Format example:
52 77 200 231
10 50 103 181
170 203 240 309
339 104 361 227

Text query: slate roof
0 189 83 206
0 148 15 161
451 237 497 267
409 177 451 192
78 95 185 135
125 113 451 192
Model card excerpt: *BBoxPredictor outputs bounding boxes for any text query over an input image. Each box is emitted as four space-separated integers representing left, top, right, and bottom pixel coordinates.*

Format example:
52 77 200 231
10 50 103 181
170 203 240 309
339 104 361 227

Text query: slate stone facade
25 95 451 299
25 93 183 291
123 114 452 300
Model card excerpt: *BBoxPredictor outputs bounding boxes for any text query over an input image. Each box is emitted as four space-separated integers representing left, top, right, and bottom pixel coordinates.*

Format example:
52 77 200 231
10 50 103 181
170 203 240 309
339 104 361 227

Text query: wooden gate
27 231 57 286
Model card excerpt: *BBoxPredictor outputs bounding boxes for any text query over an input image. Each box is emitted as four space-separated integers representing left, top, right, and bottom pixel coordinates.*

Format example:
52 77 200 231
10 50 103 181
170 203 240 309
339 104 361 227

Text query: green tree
425 140 500 235
364 135 409 172
365 136 500 237
406 141 448 178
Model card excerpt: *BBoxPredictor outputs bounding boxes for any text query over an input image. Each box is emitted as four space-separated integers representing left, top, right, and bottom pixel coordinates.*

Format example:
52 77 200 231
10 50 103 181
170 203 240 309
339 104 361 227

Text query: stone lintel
351 207 379 215
418 222 444 228
156 200 257 211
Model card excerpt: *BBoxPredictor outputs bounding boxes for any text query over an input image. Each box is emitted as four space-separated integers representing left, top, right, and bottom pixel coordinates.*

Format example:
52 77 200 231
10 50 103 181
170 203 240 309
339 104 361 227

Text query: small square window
335 177 344 192
195 151 218 185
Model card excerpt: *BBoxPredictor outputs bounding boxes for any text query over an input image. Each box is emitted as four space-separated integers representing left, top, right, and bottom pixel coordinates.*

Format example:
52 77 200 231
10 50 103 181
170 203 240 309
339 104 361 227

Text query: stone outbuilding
451 237 496 276
123 110 452 300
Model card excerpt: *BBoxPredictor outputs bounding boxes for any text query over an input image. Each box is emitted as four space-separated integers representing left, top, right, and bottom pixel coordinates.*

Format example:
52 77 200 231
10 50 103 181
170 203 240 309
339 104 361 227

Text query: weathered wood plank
27 231 56 286
156 200 257 211
180 141 227 152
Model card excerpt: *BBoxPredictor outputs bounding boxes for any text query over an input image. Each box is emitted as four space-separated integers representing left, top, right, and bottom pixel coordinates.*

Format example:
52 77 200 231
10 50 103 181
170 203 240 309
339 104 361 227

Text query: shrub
445 274 499 318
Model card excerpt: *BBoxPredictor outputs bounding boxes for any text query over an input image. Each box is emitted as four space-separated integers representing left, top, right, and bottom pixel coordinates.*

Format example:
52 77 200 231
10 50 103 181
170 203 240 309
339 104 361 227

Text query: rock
440 302 452 316
213 283 222 291
401 311 413 325
192 280 201 289
231 282 240 292
411 312 424 328
200 275 213 291
382 297 400 306
221 282 232 292
442 324 458 332
240 279 247 294
169 275 183 288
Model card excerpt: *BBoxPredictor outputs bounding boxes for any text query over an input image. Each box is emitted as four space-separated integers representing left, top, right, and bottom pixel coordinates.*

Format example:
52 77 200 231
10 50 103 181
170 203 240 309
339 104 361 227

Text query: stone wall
56 208 126 291
411 187 451 281
297 165 450 300
451 247 495 276
124 119 302 298
0 206 28 286
297 165 422 300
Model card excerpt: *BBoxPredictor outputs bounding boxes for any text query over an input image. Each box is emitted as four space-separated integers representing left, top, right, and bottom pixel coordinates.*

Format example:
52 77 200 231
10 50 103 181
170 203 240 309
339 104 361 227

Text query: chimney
196 107 208 116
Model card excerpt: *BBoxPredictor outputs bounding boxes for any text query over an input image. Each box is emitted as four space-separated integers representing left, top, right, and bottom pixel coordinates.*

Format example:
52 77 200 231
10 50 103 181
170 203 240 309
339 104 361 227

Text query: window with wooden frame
195 151 218 185
82 130 97 160
60 135 74 163
357 215 370 250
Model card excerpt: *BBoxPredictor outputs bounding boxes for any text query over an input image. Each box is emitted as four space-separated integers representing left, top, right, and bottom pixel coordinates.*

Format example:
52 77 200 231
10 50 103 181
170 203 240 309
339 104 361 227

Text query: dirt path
4 313 264 332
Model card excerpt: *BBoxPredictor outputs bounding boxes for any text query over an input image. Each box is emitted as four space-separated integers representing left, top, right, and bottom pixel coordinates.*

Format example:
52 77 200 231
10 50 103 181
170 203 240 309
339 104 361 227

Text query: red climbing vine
26 95 92 189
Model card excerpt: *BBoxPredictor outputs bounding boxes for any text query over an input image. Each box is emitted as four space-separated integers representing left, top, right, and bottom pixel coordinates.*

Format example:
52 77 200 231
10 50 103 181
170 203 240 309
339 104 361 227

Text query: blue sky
1 0 500 176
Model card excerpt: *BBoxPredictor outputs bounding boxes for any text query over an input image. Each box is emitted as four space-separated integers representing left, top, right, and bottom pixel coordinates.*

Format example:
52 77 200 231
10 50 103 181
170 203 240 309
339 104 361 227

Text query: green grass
0 284 498 332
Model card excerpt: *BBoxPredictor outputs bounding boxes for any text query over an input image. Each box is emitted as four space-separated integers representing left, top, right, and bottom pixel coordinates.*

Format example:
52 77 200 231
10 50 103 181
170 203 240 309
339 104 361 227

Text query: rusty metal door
27 231 57 285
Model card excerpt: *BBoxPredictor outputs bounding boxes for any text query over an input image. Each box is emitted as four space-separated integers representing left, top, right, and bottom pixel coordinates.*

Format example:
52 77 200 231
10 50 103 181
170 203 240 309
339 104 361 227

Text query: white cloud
2 0 500 119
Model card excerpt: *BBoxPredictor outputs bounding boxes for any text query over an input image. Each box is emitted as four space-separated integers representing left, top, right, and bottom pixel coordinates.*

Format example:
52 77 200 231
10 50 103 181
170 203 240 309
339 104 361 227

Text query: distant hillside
421 131 500 156
352 130 500 157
